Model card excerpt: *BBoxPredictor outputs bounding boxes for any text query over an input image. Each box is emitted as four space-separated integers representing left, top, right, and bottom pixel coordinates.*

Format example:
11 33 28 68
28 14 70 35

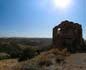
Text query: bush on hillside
18 46 38 61
0 53 10 60
0 41 22 58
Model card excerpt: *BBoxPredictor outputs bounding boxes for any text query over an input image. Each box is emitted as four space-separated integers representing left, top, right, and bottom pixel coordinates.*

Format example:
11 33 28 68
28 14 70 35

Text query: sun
53 0 71 9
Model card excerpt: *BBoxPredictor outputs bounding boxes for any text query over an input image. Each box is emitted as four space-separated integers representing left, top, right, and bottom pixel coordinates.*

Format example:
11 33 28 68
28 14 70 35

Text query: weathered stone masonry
53 20 86 53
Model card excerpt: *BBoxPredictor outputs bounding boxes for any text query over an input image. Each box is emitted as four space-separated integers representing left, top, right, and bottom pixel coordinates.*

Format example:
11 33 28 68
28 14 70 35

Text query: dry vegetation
0 38 86 70
0 59 18 70
0 49 86 70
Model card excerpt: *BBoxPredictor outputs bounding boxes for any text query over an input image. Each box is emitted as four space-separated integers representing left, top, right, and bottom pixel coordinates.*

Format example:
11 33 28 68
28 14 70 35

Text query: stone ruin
53 20 86 53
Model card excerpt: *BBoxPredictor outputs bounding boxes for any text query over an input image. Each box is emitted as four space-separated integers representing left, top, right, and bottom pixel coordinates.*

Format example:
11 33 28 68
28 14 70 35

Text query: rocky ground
0 49 86 70
20 49 86 70
64 53 86 70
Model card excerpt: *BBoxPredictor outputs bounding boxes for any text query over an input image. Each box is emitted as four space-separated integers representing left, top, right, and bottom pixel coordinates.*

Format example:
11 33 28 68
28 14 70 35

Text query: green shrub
0 53 10 60
18 47 38 61
0 42 22 58
38 44 52 52
0 56 10 60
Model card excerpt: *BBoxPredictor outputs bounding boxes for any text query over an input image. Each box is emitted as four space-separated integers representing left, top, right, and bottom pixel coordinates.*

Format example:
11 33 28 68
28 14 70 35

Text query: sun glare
53 0 71 9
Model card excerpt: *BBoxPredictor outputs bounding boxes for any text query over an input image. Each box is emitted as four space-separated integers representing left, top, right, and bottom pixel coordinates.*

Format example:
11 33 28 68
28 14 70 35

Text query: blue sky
0 0 86 39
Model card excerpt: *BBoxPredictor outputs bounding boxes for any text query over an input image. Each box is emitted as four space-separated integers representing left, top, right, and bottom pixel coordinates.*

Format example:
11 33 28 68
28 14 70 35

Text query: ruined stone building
53 20 86 53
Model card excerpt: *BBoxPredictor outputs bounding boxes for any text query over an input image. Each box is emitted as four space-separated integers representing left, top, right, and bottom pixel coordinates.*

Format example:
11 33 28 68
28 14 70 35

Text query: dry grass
19 48 69 70
1 49 86 70
0 59 22 70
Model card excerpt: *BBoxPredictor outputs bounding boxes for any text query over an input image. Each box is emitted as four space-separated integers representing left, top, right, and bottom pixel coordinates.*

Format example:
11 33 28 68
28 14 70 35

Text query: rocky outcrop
53 20 86 53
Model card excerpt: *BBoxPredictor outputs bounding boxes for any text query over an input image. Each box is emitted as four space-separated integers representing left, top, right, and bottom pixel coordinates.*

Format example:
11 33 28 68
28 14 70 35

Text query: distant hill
0 37 85 59
0 37 52 48
0 38 52 59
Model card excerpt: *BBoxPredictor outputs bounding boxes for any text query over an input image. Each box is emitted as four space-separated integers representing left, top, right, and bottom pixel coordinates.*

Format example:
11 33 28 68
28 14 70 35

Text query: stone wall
53 20 86 53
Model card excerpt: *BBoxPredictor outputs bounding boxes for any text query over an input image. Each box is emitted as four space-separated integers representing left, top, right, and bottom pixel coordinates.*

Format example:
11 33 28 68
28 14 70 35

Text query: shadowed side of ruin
53 20 86 53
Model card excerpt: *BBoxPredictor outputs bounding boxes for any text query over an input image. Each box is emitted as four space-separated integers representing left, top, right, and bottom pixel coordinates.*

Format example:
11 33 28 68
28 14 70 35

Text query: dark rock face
53 20 86 53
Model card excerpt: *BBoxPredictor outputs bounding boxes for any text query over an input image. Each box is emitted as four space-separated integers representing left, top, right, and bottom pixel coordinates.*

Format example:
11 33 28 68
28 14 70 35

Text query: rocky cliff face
53 20 86 53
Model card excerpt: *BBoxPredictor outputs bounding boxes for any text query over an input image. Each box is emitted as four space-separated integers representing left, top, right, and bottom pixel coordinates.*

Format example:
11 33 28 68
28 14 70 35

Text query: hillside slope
19 49 86 70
